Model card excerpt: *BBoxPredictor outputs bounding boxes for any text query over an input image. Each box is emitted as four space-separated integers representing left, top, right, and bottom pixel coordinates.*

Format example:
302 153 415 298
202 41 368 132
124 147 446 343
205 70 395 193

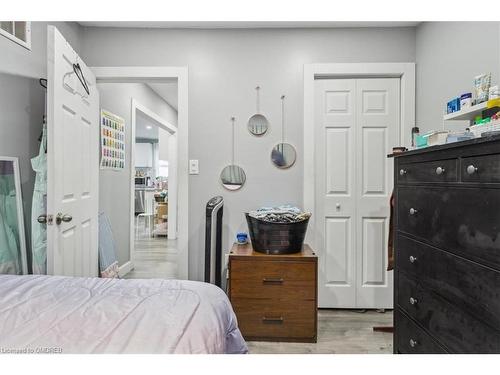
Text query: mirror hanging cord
231 116 236 165
255 86 261 114
281 95 285 144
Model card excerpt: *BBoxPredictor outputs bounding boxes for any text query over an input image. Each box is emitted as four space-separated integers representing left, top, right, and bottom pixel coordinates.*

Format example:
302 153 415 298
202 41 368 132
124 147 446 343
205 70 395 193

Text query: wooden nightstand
228 243 318 342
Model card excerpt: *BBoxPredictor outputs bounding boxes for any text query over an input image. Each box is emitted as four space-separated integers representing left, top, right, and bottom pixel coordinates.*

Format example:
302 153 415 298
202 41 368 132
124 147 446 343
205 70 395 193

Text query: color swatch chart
100 110 125 170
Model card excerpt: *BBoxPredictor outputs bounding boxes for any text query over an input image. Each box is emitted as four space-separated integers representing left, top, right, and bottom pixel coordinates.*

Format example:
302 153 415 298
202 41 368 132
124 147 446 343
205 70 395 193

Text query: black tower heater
204 196 224 287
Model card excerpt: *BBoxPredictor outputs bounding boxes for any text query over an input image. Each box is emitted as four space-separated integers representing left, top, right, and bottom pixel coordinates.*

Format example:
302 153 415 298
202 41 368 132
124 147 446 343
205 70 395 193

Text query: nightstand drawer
398 159 457 184
230 260 316 282
230 278 315 300
232 298 316 341
398 272 500 353
461 153 500 183
396 309 446 354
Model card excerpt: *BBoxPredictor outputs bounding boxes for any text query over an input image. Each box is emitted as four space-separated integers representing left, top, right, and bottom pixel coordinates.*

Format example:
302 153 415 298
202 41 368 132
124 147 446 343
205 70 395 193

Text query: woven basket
245 213 309 255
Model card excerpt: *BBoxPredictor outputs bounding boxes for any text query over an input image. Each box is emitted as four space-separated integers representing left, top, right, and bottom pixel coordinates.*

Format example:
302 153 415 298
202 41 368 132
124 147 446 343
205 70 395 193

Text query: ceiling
79 21 419 29
148 82 178 110
135 110 160 140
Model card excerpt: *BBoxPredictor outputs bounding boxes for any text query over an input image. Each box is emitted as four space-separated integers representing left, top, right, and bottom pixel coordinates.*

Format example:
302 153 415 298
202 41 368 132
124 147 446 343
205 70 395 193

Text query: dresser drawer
398 272 500 353
461 154 500 183
398 159 458 184
397 186 500 269
232 298 316 341
230 278 315 300
397 235 500 329
395 309 446 354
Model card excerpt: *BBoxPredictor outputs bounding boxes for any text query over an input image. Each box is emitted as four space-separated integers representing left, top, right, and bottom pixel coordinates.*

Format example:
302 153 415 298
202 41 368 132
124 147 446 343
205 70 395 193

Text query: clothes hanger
39 78 47 90
72 63 90 95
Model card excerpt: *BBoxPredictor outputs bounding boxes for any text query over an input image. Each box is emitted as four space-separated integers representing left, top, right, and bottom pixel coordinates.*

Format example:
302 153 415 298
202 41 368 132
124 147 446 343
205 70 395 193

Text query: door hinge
47 214 54 225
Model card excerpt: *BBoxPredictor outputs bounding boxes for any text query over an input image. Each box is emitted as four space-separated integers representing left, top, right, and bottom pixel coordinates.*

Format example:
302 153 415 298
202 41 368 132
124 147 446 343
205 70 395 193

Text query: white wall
416 22 500 134
0 22 83 78
82 27 416 280
97 82 177 266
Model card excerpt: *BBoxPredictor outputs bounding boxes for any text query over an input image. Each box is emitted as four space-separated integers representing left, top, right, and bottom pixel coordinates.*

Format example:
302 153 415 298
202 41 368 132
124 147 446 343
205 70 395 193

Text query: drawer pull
466 165 478 175
409 255 417 263
435 166 445 175
399 169 407 176
262 277 284 284
262 316 284 324
409 208 418 215
409 297 418 305
409 339 418 348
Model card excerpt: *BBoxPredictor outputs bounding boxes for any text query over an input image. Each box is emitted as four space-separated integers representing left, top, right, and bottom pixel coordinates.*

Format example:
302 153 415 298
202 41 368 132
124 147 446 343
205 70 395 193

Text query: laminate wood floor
124 219 178 279
246 309 393 354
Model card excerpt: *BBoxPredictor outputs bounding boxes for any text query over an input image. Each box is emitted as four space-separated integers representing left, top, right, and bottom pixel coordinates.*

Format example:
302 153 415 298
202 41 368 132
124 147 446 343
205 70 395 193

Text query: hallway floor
246 309 393 354
124 218 178 279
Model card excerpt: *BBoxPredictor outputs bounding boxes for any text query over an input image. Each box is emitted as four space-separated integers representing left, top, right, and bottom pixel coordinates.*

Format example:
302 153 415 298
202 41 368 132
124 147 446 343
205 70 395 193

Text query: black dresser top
388 133 500 159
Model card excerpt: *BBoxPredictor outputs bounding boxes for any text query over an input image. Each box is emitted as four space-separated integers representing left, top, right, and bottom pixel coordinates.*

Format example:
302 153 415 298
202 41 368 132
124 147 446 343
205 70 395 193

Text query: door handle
56 213 73 225
37 214 47 224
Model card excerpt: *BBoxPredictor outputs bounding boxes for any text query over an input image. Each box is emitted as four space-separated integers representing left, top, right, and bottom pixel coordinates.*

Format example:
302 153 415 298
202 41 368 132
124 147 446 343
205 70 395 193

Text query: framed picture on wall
100 109 125 170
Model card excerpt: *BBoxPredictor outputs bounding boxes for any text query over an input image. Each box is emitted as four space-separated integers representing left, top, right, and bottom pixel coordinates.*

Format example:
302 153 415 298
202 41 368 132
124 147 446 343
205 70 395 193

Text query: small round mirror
220 165 246 191
271 143 296 169
247 114 269 136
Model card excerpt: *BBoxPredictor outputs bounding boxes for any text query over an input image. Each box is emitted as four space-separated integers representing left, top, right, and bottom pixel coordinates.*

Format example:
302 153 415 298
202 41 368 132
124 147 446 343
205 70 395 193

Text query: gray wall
0 22 83 78
82 27 416 280
0 73 45 269
97 82 177 266
416 22 500 134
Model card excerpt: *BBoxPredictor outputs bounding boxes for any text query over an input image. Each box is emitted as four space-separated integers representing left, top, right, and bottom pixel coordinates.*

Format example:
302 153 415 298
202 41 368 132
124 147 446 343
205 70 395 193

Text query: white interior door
167 134 178 239
314 78 399 308
46 26 100 277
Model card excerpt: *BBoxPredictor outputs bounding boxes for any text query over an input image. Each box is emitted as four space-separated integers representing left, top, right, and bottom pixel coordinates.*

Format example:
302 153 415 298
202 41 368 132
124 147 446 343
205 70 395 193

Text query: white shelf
444 102 487 121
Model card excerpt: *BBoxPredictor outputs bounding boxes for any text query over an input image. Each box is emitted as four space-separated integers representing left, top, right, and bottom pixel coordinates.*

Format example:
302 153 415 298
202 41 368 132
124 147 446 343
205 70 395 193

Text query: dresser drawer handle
466 165 478 175
409 255 417 263
435 166 445 175
409 208 418 215
399 169 407 176
262 278 284 284
409 297 418 305
262 316 284 324
409 339 418 348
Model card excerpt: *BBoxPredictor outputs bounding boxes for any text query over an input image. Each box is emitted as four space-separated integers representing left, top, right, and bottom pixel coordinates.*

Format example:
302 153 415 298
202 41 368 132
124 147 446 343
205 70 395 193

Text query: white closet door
355 78 399 309
46 26 100 277
314 79 357 308
314 78 399 308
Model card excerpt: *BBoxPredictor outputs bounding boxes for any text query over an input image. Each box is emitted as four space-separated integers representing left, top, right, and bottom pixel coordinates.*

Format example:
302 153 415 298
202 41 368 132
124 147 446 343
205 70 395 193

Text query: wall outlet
189 159 199 175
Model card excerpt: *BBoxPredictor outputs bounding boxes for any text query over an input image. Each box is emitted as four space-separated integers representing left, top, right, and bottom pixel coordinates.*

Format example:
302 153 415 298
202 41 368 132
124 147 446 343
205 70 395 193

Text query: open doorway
95 72 186 280
129 97 178 279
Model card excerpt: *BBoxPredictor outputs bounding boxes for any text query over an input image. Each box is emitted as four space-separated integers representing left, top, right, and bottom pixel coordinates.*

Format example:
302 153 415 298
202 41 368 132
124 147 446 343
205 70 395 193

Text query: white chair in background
136 191 155 238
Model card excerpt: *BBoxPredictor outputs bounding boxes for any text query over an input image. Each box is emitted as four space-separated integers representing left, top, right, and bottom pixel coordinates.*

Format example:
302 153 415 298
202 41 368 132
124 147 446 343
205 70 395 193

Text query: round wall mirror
220 165 246 191
247 114 269 136
271 143 296 169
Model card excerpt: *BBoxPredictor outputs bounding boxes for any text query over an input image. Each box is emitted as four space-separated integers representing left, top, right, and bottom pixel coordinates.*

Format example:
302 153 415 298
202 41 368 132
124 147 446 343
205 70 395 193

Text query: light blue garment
0 167 21 274
31 125 47 274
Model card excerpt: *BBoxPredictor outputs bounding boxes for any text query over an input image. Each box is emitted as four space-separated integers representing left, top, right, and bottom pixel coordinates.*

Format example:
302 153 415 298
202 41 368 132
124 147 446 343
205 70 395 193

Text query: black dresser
392 135 500 354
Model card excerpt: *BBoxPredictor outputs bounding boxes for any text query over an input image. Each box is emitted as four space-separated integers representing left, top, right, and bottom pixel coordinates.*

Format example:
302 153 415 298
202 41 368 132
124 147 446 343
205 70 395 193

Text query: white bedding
0 275 248 354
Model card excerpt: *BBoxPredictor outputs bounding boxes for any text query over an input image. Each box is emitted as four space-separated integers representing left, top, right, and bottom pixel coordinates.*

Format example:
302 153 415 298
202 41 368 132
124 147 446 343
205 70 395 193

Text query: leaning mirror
220 165 246 191
0 157 28 275
271 143 297 169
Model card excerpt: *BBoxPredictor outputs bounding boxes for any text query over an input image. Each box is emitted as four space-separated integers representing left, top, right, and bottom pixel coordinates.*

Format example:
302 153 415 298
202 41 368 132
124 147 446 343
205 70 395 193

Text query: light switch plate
189 159 199 175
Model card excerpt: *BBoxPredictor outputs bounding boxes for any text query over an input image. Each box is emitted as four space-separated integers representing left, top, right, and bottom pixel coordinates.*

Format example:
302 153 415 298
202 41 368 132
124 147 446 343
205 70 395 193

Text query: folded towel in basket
248 205 311 223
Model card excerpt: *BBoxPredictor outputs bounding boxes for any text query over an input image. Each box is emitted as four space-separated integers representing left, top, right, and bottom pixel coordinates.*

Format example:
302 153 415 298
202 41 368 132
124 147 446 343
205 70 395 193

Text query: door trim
91 66 189 280
303 62 415 255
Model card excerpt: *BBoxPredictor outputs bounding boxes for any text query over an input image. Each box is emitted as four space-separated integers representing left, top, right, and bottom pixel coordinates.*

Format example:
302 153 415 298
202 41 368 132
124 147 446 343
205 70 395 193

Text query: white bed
0 275 248 354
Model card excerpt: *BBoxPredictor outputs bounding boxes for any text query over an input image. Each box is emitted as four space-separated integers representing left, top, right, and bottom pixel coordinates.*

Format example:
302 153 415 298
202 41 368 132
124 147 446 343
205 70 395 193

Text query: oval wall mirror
220 165 246 191
247 86 269 136
271 143 296 169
